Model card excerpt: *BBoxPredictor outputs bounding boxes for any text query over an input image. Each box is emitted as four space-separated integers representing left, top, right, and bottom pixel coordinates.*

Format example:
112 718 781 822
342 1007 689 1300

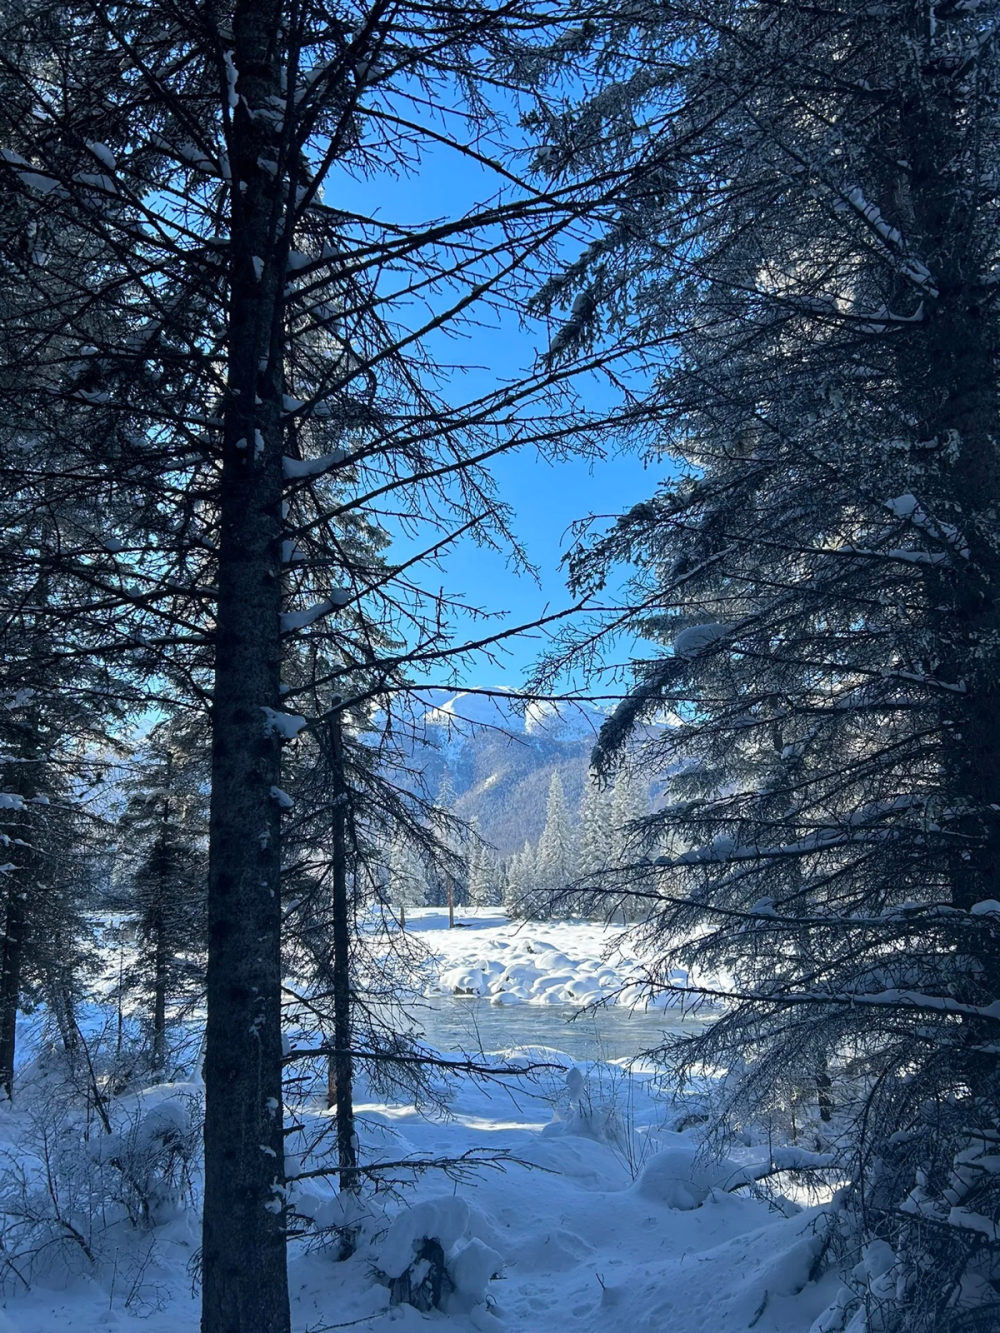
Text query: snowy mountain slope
397 689 605 853
418 687 603 744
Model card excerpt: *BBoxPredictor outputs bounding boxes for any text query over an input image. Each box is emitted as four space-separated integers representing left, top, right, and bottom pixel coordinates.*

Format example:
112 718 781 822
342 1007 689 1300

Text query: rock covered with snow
374 1195 504 1314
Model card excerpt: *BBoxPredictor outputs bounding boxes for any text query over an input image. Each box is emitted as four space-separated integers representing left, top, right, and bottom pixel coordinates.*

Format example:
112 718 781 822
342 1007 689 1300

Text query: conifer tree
607 770 650 922
0 692 103 1094
387 830 429 928
504 839 537 919
466 822 500 908
115 715 208 1073
0 1 613 1323
533 2 1000 1325
532 771 576 917
428 772 466 923
575 775 613 917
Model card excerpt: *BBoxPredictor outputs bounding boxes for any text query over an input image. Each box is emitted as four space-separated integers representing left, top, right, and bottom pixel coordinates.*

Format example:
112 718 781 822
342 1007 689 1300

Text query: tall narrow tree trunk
816 1059 833 1125
328 716 357 1197
899 36 1000 921
1 561 51 1102
201 1 290 1327
48 979 78 1059
151 905 167 1074
0 883 26 1100
326 1048 338 1113
116 936 125 1058
447 876 454 929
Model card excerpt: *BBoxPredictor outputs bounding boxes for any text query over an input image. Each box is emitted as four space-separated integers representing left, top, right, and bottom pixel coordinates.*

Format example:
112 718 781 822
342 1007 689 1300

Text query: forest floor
0 914 839 1333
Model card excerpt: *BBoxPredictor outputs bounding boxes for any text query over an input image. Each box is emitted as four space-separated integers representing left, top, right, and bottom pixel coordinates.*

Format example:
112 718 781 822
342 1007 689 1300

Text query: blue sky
430 442 655 685
333 92 666 689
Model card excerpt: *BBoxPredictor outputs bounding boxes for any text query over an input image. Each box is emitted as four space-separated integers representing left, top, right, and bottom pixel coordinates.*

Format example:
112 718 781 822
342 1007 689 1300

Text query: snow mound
427 917 691 1008
633 1142 745 1209
377 1197 471 1279
507 1225 594 1273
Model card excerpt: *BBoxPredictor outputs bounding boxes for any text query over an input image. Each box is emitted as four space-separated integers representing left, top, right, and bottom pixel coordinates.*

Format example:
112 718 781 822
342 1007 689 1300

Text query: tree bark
150 786 171 1073
328 716 357 1197
816 1060 833 1125
201 0 290 1328
0 881 26 1100
898 29 1000 913
48 980 78 1058
151 901 167 1074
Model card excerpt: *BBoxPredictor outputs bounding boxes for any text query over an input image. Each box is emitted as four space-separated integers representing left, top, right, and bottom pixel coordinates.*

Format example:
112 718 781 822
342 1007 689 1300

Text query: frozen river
415 994 713 1064
404 909 716 1063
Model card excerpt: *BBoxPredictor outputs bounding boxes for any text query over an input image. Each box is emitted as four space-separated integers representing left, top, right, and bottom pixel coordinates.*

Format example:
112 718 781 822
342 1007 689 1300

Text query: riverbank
0 913 842 1333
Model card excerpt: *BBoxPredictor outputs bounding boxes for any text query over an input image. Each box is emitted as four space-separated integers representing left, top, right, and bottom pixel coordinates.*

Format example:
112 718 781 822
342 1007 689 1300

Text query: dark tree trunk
899 51 1000 915
328 716 357 1196
201 0 290 1328
150 784 173 1073
816 1060 833 1125
49 980 78 1058
151 904 167 1073
0 583 49 1102
0 882 26 1100
326 1049 338 1113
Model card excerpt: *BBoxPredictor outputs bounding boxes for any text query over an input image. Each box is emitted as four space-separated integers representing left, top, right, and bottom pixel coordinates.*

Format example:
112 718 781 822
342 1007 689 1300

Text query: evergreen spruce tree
116 716 208 1073
576 775 613 917
533 772 577 918
504 839 537 919
429 772 466 922
0 1 612 1323
387 828 429 928
465 819 501 908
532 2 1000 1325
608 770 650 922
0 691 103 1093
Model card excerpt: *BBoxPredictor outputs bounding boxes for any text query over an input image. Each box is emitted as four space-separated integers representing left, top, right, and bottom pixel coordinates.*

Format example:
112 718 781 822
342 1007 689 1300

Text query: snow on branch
260 708 309 741
282 450 349 480
279 591 351 633
839 185 938 294
884 493 970 559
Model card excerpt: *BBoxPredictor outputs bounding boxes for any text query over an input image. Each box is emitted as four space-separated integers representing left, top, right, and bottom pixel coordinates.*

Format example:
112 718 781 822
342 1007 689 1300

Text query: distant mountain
403 689 605 854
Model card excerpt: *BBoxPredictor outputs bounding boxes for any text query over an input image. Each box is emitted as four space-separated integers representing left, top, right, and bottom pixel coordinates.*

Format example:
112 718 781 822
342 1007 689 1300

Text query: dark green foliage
114 715 208 1073
532 4 1000 1329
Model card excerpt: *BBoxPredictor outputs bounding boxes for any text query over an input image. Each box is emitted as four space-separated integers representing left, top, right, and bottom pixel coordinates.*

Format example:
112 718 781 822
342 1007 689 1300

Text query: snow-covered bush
0 1074 200 1304
89 1092 199 1228
542 1061 670 1181
632 1143 745 1210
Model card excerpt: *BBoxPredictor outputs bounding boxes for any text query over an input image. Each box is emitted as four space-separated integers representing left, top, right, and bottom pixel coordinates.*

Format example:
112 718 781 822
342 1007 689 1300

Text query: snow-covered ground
0 915 839 1333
